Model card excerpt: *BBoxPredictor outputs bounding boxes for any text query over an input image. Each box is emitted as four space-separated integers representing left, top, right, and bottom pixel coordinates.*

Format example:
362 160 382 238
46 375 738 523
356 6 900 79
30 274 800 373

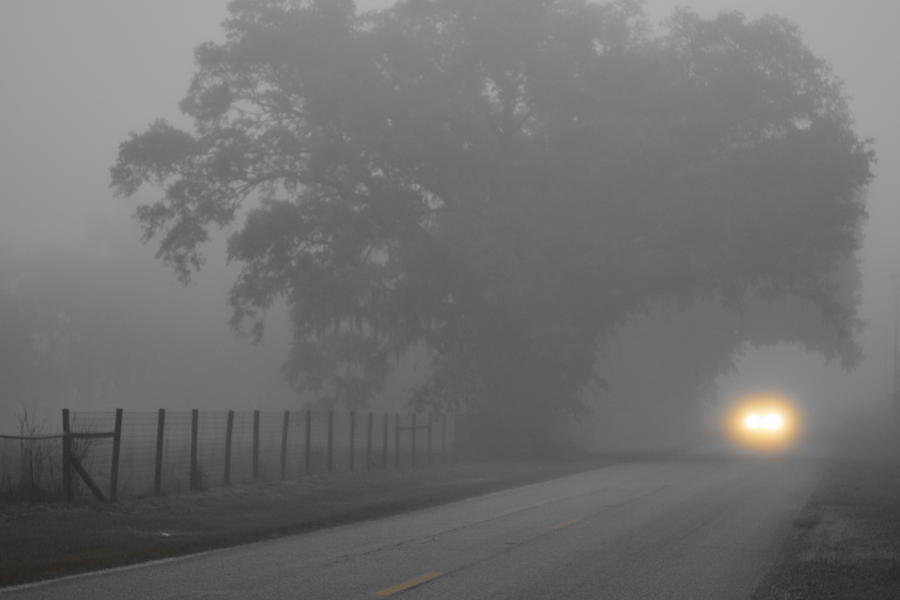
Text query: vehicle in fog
725 392 801 452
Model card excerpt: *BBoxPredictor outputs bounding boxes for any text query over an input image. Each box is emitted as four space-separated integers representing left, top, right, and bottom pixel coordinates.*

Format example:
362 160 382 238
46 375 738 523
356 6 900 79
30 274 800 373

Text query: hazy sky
1 1 898 406
2 1 897 250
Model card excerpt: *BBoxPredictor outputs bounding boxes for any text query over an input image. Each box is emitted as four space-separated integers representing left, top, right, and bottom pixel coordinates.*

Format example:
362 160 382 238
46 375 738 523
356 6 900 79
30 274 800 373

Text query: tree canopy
112 0 872 422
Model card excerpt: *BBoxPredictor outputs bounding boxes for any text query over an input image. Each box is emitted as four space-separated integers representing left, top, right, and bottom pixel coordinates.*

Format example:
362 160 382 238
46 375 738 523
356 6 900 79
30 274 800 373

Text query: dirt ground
753 414 900 599
0 455 629 588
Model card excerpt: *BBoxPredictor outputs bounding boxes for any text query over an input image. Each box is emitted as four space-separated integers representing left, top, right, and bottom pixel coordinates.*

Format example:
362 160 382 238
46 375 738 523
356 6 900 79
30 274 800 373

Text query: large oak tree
113 1 872 430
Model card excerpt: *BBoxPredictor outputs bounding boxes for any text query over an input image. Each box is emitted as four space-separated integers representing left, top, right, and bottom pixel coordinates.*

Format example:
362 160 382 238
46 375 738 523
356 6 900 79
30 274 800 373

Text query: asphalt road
2 454 821 599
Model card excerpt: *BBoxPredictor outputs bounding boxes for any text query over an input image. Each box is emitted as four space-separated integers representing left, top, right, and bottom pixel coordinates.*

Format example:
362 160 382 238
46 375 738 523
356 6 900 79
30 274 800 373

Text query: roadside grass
753 455 900 599
0 455 626 588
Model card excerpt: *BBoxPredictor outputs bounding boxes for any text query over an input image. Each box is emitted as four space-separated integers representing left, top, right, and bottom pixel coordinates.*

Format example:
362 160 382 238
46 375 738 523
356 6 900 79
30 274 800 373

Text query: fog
1 0 898 458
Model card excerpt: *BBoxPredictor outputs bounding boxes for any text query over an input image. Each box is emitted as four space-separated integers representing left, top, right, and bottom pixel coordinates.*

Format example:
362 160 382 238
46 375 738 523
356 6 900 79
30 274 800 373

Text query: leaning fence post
366 412 373 471
411 413 417 468
304 410 312 475
382 413 389 469
327 410 334 473
190 409 199 491
110 408 123 502
252 410 260 480
280 410 290 481
154 409 166 496
62 409 72 502
394 413 400 469
224 410 234 485
349 411 356 472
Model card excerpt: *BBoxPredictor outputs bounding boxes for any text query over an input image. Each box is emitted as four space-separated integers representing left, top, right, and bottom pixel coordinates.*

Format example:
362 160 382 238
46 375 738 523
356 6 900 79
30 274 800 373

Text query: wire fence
0 409 458 502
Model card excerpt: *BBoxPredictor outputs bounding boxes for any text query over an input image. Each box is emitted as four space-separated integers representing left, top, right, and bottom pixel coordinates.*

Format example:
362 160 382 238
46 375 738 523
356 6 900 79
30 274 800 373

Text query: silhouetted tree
112 1 872 435
0 251 30 404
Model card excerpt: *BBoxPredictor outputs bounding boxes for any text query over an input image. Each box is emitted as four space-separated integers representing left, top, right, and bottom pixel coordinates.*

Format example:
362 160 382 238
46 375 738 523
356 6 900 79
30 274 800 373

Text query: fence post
224 410 234 485
411 413 417 467
382 413 389 469
190 409 199 491
327 410 334 473
154 409 166 496
394 413 400 468
304 410 312 475
62 409 72 502
427 413 433 466
280 410 290 481
366 412 373 471
252 410 260 480
349 411 356 472
110 408 123 502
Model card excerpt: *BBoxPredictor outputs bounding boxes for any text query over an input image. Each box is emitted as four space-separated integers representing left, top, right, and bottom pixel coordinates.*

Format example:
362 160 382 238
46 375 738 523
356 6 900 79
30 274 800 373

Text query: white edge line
2 463 623 593
0 545 228 594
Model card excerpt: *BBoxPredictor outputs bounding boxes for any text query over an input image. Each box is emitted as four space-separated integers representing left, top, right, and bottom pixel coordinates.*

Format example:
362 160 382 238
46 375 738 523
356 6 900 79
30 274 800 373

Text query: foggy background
1 0 897 443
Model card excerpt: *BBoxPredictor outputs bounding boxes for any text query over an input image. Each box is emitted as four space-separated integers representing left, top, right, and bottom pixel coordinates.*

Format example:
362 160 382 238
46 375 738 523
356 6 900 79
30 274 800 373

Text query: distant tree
0 234 296 415
0 251 29 403
0 248 107 408
112 1 872 437
598 257 864 415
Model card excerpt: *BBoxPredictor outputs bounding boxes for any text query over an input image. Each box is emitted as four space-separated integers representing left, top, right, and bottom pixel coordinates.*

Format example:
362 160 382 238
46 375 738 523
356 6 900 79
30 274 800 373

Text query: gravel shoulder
752 420 900 599
1 455 629 588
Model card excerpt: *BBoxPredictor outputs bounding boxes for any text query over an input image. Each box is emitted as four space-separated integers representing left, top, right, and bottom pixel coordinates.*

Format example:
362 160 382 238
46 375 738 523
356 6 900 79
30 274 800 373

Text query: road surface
2 455 820 599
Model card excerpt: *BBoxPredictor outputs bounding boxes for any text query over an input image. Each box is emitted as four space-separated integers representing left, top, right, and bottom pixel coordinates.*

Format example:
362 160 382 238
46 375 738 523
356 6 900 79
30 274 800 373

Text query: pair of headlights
726 393 798 450
743 412 784 431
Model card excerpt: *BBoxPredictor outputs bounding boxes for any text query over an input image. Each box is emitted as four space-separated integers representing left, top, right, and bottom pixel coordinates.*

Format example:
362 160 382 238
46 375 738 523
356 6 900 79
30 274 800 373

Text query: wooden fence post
110 408 123 502
154 409 166 496
382 413 389 469
427 413 433 466
304 410 312 475
58 409 109 503
252 410 260 480
366 412 373 471
280 410 290 481
349 411 356 472
411 413 417 467
62 409 72 502
224 410 234 485
327 410 334 473
394 413 400 468
190 409 199 491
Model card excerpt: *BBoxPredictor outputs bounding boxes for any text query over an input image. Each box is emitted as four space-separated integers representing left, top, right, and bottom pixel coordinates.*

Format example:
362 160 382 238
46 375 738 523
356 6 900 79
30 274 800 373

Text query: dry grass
754 449 900 599
0 455 622 588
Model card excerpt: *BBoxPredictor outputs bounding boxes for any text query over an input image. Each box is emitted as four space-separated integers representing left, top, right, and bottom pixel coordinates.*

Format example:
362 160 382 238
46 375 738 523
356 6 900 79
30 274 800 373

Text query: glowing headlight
726 392 800 451
744 412 784 431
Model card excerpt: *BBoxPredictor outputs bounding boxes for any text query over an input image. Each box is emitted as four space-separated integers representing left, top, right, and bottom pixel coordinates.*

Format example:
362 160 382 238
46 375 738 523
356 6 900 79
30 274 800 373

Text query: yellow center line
551 519 579 530
375 572 444 596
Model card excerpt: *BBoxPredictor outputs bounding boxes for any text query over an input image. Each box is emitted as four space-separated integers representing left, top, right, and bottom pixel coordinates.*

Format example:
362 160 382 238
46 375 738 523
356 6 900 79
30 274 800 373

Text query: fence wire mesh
118 411 157 497
0 409 458 501
69 411 116 498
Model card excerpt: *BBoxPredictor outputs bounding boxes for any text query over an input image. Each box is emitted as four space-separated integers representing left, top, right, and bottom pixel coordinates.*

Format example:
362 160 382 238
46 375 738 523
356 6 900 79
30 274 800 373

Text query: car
725 393 800 451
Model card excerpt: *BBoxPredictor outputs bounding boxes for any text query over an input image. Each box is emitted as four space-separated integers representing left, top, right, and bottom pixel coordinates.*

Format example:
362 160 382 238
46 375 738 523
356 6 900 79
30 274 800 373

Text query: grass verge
1 455 625 588
753 456 900 599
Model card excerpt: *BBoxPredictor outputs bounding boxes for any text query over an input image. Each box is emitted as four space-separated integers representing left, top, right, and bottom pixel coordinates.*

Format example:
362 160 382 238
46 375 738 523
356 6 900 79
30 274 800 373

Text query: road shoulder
1 456 627 588
752 456 900 599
